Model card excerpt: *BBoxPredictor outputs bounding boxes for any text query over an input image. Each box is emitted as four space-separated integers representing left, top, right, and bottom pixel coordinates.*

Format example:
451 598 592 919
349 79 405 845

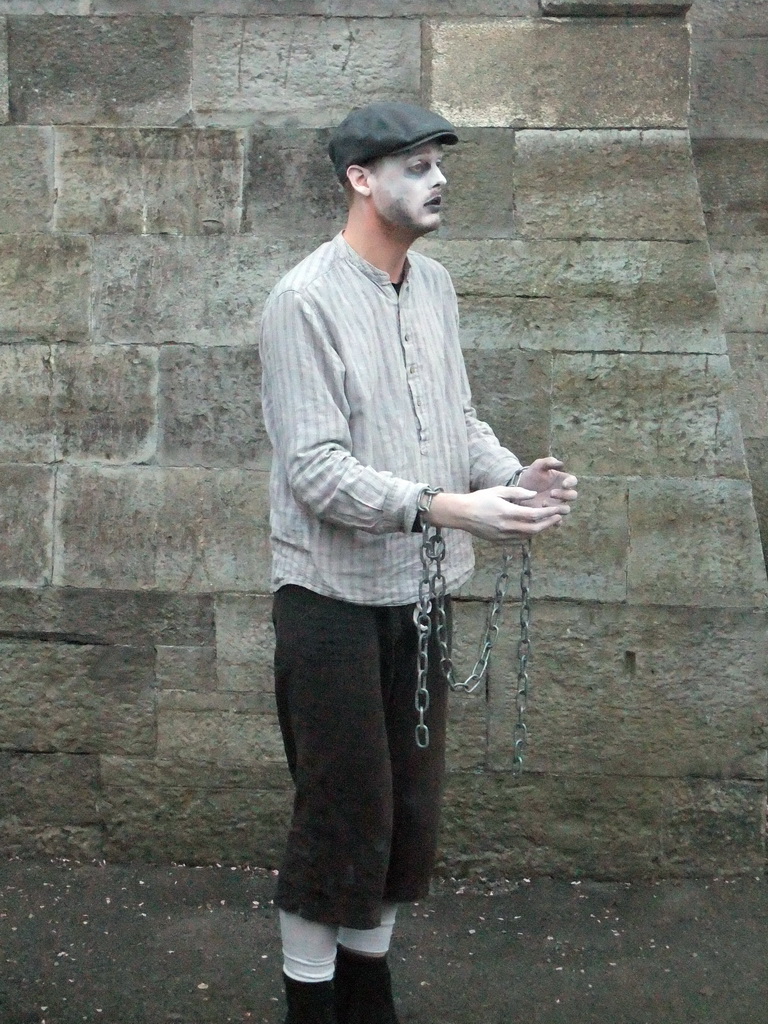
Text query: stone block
0 752 100 824
692 140 768 244
158 345 268 470
627 477 768 607
55 467 162 589
691 39 768 140
92 235 316 347
102 776 291 864
0 344 55 462
100 753 290 791
445 600 491 772
0 18 7 125
422 239 715 301
0 234 90 343
0 464 54 586
536 477 631 601
191 16 421 127
457 300 528 353
688 0 768 40
0 640 155 754
438 129 517 239
158 688 273 712
95 2 538 14
154 468 271 593
434 774 612 878
426 19 689 128
244 127 346 237
156 645 217 692
8 15 192 125
726 334 768 441
459 292 724 355
156 705 284 764
661 778 767 876
712 249 768 333
55 128 245 235
446 682 488 775
464 477 629 603
215 593 274 692
53 345 158 463
541 1 691 13
551 353 747 479
0 2 85 10
438 773 765 878
102 744 290 865
0 587 215 647
515 130 706 241
55 466 272 592
745 438 768 560
356 0 538 14
462 348 550 464
0 126 53 232
419 239 724 354
0 822 102 860
489 602 768 779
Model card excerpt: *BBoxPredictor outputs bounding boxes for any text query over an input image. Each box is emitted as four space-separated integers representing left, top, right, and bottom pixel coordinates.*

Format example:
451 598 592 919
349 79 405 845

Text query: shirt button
409 366 416 374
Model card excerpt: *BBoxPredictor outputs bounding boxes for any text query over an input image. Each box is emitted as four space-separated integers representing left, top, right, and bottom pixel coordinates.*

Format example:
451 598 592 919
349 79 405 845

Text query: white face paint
365 143 447 237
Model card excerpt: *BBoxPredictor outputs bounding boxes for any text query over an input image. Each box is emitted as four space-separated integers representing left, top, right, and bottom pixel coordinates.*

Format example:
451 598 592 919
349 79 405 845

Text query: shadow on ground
0 861 765 1024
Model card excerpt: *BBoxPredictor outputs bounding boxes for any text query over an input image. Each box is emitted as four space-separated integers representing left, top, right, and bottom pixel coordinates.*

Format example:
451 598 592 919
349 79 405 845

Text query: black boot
334 946 401 1024
283 973 338 1024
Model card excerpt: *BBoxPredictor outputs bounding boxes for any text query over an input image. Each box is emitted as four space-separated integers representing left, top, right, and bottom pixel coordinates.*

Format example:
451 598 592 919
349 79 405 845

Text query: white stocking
280 909 338 983
337 903 398 956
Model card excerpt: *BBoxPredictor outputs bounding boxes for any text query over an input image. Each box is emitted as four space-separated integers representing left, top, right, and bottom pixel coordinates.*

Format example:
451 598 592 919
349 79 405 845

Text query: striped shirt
259 232 522 605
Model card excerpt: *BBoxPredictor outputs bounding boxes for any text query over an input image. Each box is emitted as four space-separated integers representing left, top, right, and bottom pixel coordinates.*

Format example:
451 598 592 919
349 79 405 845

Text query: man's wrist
423 491 467 530
417 486 444 517
413 485 444 532
508 466 527 486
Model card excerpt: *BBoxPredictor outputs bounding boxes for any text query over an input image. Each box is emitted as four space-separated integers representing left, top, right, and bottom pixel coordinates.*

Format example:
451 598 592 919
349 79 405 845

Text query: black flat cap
328 102 458 182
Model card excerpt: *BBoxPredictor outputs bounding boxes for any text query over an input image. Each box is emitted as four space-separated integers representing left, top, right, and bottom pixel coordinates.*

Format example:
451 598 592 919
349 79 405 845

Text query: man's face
364 143 447 236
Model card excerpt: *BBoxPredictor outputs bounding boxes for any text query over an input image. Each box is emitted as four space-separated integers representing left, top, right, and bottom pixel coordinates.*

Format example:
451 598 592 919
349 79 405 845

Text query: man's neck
342 211 416 285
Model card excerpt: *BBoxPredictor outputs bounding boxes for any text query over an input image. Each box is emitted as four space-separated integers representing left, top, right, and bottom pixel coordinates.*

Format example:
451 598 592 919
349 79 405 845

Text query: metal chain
513 539 532 775
414 530 446 748
413 521 533 771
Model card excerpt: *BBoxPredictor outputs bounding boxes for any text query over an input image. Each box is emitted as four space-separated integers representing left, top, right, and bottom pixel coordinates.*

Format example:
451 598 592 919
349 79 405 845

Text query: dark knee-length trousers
272 584 449 931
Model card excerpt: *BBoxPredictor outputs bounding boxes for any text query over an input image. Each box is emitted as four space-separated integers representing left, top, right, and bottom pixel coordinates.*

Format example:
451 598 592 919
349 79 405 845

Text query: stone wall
689 0 768 567
0 0 766 878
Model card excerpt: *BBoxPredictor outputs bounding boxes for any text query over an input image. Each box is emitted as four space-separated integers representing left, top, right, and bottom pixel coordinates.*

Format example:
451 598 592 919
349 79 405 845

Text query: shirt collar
334 232 411 293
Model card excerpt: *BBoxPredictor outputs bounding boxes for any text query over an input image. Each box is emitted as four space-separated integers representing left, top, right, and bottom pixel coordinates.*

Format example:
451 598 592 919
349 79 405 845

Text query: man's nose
431 166 447 188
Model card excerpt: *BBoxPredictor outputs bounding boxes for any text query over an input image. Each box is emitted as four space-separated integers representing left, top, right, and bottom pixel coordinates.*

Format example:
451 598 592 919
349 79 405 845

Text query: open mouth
425 196 442 210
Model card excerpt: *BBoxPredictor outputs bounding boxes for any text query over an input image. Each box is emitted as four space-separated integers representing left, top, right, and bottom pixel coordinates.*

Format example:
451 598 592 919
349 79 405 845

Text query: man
259 101 578 1024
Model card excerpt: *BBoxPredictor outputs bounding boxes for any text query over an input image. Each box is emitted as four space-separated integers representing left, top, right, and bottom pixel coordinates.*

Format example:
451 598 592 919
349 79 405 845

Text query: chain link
413 521 533 771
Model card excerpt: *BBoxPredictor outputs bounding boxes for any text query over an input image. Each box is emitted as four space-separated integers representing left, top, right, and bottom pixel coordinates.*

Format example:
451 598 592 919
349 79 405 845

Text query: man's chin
411 221 440 238
381 217 440 242
406 212 442 237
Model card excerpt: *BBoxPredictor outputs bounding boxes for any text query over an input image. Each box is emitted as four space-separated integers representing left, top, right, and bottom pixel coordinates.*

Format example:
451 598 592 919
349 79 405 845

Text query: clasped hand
427 457 578 541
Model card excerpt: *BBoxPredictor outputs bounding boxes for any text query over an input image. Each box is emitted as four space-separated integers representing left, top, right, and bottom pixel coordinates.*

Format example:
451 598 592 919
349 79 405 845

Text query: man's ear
346 164 372 197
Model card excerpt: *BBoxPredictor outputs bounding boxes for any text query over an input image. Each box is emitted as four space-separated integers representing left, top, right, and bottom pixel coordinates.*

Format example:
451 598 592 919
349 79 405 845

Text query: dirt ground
0 860 765 1024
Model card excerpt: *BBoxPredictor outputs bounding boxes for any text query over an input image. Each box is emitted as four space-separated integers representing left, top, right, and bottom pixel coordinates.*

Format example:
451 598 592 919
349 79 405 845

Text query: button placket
401 319 429 442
